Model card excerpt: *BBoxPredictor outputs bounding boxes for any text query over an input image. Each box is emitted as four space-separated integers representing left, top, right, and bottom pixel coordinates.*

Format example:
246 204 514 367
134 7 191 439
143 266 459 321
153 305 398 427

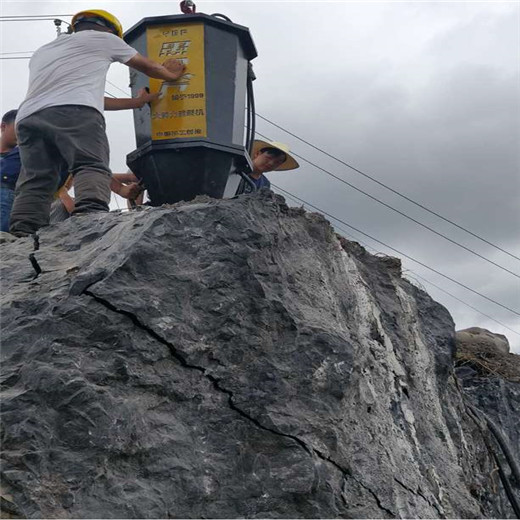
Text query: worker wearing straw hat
248 140 299 190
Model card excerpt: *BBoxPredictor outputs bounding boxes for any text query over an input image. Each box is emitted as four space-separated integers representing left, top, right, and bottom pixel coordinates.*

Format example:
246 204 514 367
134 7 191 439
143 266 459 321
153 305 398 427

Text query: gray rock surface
456 327 510 354
455 349 520 518
0 191 516 518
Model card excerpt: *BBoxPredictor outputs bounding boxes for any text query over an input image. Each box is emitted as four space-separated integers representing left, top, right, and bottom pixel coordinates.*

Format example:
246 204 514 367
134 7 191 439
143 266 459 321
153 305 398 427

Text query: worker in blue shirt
248 140 299 190
0 110 20 232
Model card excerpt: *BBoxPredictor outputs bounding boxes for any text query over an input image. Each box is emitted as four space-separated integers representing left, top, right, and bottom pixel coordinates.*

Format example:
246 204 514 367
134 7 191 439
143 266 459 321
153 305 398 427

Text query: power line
1 55 131 100
257 113 520 262
0 45 517 278
0 51 35 55
4 63 509 277
272 183 520 317
256 130 520 279
4 67 518 319
105 84 520 325
408 273 520 337
0 18 67 23
0 14 73 19
281 189 520 336
105 79 130 97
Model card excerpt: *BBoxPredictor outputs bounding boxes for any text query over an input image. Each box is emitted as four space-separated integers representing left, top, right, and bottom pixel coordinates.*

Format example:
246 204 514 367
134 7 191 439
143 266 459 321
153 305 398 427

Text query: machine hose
246 70 256 156
210 13 233 22
210 12 257 191
466 402 520 517
467 403 520 486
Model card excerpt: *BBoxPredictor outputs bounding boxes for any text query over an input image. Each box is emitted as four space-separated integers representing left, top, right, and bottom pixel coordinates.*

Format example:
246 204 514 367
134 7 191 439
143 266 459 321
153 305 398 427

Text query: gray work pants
10 105 112 235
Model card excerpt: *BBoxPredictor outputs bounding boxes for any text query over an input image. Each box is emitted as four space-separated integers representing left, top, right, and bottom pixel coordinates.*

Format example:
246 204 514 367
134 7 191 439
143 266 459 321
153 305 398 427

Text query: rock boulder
1 192 518 518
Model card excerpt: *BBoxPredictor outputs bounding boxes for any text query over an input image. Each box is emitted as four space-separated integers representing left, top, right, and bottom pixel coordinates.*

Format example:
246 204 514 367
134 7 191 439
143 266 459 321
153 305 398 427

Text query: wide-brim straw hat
251 140 300 171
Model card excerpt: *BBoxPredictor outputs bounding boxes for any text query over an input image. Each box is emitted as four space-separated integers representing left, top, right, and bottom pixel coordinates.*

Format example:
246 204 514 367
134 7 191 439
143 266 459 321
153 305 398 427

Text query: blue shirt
0 147 21 189
0 147 69 190
250 174 271 189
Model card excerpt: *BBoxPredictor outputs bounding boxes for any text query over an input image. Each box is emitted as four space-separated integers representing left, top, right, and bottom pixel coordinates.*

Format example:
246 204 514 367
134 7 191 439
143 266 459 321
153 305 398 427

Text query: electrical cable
407 273 520 336
281 189 520 336
0 51 36 55
1 24 516 265
8 65 517 321
256 131 519 279
0 18 71 24
257 113 520 262
272 183 520 316
64 86 520 334
105 79 130 97
7 50 517 276
0 14 74 19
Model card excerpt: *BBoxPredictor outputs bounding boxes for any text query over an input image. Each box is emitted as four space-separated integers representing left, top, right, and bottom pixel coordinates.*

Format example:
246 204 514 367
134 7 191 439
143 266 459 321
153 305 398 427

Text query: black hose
467 404 520 487
496 452 520 518
466 403 520 517
245 78 252 153
237 170 257 192
246 62 256 156
210 13 233 22
237 56 256 194
248 81 256 154
486 417 520 488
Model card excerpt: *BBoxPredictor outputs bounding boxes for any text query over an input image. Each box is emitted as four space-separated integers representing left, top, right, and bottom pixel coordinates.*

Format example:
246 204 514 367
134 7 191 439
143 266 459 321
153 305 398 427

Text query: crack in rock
28 253 42 279
394 476 444 517
27 233 42 280
354 477 396 518
83 288 395 516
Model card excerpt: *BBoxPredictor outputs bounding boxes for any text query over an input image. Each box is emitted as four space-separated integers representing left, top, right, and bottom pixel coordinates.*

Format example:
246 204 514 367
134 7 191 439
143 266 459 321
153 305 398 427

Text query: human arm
112 172 139 184
104 88 160 111
125 54 186 81
110 178 143 200
112 172 144 207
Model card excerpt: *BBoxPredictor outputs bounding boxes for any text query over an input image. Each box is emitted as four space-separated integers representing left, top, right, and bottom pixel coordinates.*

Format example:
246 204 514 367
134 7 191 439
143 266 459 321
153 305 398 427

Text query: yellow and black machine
124 3 258 205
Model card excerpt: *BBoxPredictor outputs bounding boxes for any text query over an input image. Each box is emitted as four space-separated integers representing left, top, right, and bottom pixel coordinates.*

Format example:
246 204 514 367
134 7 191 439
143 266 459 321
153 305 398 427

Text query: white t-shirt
16 30 138 123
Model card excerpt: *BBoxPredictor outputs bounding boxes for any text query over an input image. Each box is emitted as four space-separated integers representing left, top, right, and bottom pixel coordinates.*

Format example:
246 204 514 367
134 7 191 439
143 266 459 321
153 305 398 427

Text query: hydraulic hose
466 404 520 487
245 77 252 153
237 170 257 193
210 13 233 22
246 63 256 156
209 12 257 191
466 402 520 517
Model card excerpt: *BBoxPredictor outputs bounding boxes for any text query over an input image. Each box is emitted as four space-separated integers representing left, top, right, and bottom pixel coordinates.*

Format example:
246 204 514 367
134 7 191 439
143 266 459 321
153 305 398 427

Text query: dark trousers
10 105 112 235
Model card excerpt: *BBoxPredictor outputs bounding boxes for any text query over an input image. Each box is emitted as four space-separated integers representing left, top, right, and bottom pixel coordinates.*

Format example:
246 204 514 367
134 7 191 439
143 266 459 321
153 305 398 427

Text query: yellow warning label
146 23 207 140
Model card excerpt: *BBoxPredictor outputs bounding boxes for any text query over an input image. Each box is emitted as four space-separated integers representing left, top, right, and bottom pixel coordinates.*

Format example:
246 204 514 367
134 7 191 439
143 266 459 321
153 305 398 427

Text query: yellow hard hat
71 9 123 39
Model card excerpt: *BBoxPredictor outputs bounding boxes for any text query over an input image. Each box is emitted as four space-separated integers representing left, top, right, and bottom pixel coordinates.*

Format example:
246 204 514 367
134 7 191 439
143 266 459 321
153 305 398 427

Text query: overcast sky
1 1 519 352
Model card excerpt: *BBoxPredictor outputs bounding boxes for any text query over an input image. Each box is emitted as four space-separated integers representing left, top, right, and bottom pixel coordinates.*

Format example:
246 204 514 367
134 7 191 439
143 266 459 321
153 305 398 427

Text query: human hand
119 182 144 200
162 58 186 80
136 87 160 107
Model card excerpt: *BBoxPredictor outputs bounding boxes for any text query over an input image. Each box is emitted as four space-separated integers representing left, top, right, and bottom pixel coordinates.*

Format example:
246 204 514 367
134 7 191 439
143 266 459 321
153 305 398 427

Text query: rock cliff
1 191 518 518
